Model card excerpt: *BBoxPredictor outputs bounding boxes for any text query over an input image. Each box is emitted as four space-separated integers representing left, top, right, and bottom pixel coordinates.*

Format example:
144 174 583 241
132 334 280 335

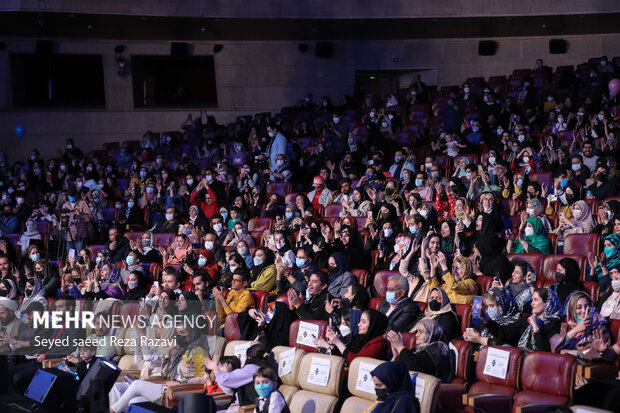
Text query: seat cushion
279 385 298 405
289 390 338 413
469 382 519 397
513 390 571 410
340 396 374 413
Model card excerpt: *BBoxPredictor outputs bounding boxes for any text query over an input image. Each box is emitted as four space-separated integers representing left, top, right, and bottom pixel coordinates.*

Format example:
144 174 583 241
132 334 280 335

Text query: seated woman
524 198 553 234
339 187 372 217
554 291 612 358
204 343 272 409
109 325 209 413
599 267 620 320
332 224 366 270
131 231 161 263
0 279 18 299
81 260 124 299
463 287 520 347
589 234 620 288
18 218 42 253
224 221 255 248
554 200 596 241
475 234 514 284
492 260 536 312
315 308 388 364
162 234 191 265
248 248 277 295
438 219 464 256
552 257 587 307
367 360 419 413
506 217 553 255
419 288 461 341
326 252 356 298
386 319 454 383
375 235 412 272
428 253 477 305
517 287 562 351
57 270 82 298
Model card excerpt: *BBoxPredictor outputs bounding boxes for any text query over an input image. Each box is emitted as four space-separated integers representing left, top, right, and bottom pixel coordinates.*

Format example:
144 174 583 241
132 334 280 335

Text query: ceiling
1 11 620 41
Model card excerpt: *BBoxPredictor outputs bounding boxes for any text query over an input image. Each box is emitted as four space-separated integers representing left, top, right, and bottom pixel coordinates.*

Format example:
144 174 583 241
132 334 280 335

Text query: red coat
345 335 388 364
190 187 219 219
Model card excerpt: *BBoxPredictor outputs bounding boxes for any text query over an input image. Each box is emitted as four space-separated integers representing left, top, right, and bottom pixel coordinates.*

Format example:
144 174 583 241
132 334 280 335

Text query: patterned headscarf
390 235 412 270
518 288 562 350
453 256 473 280
596 234 620 278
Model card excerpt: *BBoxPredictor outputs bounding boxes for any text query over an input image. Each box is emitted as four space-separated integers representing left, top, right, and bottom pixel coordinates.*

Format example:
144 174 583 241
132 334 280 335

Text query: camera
60 208 70 229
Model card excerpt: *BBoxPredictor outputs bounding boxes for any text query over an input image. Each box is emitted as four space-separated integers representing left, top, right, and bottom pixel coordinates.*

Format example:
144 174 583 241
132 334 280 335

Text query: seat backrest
250 290 268 312
347 357 383 400
248 217 274 232
289 319 328 352
410 371 441 413
119 302 140 327
223 312 241 341
564 233 600 257
223 340 255 365
508 254 545 276
272 346 307 388
369 297 382 310
541 254 587 283
475 345 523 389
297 353 345 396
373 271 399 297
154 232 176 246
476 275 494 294
351 269 370 287
323 203 343 217
520 351 575 398
454 304 472 333
266 182 292 196
450 339 473 383
583 281 600 302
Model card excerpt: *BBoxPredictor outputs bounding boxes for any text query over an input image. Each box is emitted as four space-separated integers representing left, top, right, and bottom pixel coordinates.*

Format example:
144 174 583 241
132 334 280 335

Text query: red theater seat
251 290 268 312
469 345 524 397
248 217 274 232
351 269 370 287
288 319 328 353
266 182 292 196
373 271 399 298
154 233 176 246
323 203 343 217
454 304 472 333
476 275 494 295
224 313 241 342
508 254 545 276
563 233 599 257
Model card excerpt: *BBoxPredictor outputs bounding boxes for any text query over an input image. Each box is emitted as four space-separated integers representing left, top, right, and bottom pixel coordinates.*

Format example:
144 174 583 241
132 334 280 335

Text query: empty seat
289 319 328 353
340 357 383 413
288 353 346 413
468 345 524 397
409 371 442 413
266 182 292 196
271 346 307 404
508 254 545 276
154 232 176 246
563 233 600 257
351 269 370 287
323 203 344 217
248 217 274 232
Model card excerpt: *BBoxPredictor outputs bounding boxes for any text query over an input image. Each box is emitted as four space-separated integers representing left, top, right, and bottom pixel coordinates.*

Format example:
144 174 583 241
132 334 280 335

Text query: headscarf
529 198 545 217
554 258 585 305
370 361 418 413
339 225 365 269
250 248 275 283
196 248 219 281
453 256 473 280
415 319 445 350
513 217 552 255
413 319 454 383
2 279 18 300
571 200 596 232
476 234 514 284
596 234 620 279
340 215 359 232
348 309 388 354
517 288 562 350
390 236 412 270
101 263 123 299
141 231 157 255
483 287 519 330
179 291 203 316
173 237 190 261
169 326 205 381
18 277 47 316
329 252 350 284
422 288 454 319
440 220 457 253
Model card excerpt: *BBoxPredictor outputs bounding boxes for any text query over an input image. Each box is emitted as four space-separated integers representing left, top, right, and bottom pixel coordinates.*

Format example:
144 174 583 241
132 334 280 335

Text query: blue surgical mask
127 280 138 289
516 179 524 187
604 247 615 257
146 187 154 194
68 196 77 203
394 156 403 163
572 163 581 172
560 178 568 188
30 253 40 262
221 213 228 221
415 179 423 187
295 258 306 268
126 256 135 266
409 226 417 234
127 201 134 209
486 307 499 320
198 258 207 267
365 172 373 180
255 383 273 399
386 291 398 304
285 211 293 219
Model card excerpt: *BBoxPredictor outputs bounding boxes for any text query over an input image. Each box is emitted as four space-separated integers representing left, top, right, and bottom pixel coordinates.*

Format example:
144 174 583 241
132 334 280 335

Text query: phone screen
472 296 483 319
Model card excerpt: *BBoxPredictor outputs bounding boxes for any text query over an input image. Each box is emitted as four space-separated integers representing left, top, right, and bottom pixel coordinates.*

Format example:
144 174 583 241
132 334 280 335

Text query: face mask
429 300 441 311
127 280 138 289
573 209 582 219
127 201 134 209
255 383 273 399
604 247 615 257
333 117 340 124
572 163 581 172
524 226 534 236
204 241 214 250
238 247 248 256
369 111 375 118
285 211 293 219
0 290 7 297
547 96 553 102
30 253 40 262
193 257 206 267
115 203 122 210
186 179 194 186
487 307 499 320
611 280 620 292
221 213 228 221
383 228 393 238
465 172 472 180
276 159 284 167
176 335 188 347
554 272 566 284
516 179 524 187
77 256 85 265
560 178 568 188
206 175 214 183
229 265 238 273
471 126 479 133
296 258 306 268
253 256 264 266
213 223 223 232
68 196 77 203
365 172 373 180
139 171 147 179
463 87 470 93
419 209 428 218
425 162 433 170
394 156 402 163
596 173 607 182
488 156 496 164
598 114 604 121
146 187 155 194
305 288 312 300
409 226 417 234
165 213 174 222
96 257 102 265
522 156 529 163
268 131 275 138
526 208 535 216
235 228 243 236
386 290 398 304
276 242 285 250
142 239 150 247
126 256 135 266
518 135 525 142
375 387 389 401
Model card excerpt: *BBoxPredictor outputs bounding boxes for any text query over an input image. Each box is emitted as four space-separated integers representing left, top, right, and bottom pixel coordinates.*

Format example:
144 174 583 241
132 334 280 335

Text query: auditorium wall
1 33 620 159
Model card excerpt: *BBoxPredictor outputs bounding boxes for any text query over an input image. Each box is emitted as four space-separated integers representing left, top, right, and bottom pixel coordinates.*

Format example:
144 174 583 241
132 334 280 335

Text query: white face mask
213 223 223 232
339 324 352 336
612 280 620 292
204 241 214 250
236 228 243 236
419 209 428 218
572 209 582 219
522 156 529 163
526 208 535 216
165 213 174 222
488 156 496 164
524 226 534 236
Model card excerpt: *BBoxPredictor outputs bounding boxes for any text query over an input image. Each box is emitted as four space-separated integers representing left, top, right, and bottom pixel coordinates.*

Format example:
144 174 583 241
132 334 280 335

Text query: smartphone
472 296 483 319
153 281 159 288
529 272 537 283
331 299 341 308
68 249 76 261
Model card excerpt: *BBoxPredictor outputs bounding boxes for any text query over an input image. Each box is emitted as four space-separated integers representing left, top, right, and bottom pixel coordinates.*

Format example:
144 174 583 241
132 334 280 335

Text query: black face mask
566 193 574 202
77 256 85 265
596 173 607 182
0 290 7 297
329 266 338 274
25 289 33 297
35 271 44 279
555 272 566 284
176 335 188 347
429 299 442 311
375 387 389 401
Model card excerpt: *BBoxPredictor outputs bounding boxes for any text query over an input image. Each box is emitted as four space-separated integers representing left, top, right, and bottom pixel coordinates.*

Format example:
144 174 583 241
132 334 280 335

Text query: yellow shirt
249 265 278 295
223 289 254 316
429 271 477 305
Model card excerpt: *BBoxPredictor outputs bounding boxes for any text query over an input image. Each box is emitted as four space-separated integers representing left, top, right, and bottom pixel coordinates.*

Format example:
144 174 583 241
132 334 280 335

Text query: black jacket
380 298 420 332
295 289 329 321
104 236 131 263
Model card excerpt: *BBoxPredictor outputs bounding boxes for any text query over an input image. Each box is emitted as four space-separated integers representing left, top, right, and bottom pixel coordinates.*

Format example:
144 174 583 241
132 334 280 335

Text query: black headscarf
180 291 203 316
554 258 587 306
348 309 388 354
476 234 514 284
370 361 419 413
338 225 365 269
328 252 350 284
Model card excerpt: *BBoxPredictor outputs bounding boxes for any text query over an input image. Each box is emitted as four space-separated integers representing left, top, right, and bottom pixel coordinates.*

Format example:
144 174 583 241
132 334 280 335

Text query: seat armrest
143 376 166 383
577 363 618 380
238 405 255 413
116 369 141 382
165 383 206 408
41 358 65 368
439 384 467 409
464 393 512 413
515 404 564 413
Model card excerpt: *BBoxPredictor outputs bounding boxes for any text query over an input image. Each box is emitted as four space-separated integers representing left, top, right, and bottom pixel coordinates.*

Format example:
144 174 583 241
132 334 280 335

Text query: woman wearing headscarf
244 301 297 348
192 248 219 282
187 205 210 233
420 288 460 341
17 277 48 315
282 204 301 231
375 235 412 272
589 234 620 284
463 287 520 347
507 216 553 255
517 287 562 351
551 257 587 307
598 267 620 320
0 279 18 299
438 219 463 255
492 260 536 313
177 291 204 318
554 200 596 241
339 187 372 217
553 291 611 358
224 221 255 248
249 247 277 295
134 231 160 263
81 261 124 300
109 325 210 413
593 200 619 236
418 203 438 232
18 218 42 252
319 308 389 365
428 253 477 305
387 319 454 383
332 224 366 269
366 361 419 413
524 198 553 234
545 182 579 218
475 234 514 284
263 193 285 218
124 270 150 300
326 252 356 298
163 234 191 266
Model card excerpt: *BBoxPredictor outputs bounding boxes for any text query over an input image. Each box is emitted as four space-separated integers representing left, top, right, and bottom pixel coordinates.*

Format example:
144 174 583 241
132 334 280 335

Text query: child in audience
253 366 288 413
202 355 241 394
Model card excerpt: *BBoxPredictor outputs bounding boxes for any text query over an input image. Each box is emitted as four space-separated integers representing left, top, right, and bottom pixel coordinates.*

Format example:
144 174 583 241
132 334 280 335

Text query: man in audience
213 269 253 318
379 274 419 332
151 206 182 233
104 226 131 263
288 271 329 321
308 176 333 208
584 164 617 201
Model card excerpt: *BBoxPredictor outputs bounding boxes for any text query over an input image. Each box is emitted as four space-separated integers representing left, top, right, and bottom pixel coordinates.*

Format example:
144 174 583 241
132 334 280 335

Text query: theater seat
476 275 494 294
266 182 292 196
223 340 255 359
351 269 370 287
248 217 274 232
323 203 343 217
340 357 383 413
449 339 474 385
563 233 600 257
583 281 600 302
508 254 545 276
409 371 441 413
154 232 176 246
272 346 307 404
468 345 524 397
289 319 328 353
288 353 346 413
373 271 399 297
454 304 472 333
513 352 576 411
250 290 268 312
369 297 382 310
541 254 587 283
223 312 241 341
